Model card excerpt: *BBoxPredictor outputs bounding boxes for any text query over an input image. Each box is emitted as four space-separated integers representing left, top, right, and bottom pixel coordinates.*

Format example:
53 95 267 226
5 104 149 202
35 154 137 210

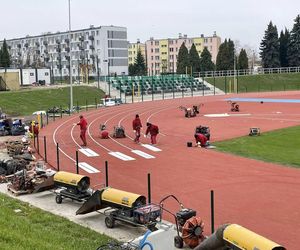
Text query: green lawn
214 126 300 168
0 86 105 116
205 73 300 93
0 193 113 250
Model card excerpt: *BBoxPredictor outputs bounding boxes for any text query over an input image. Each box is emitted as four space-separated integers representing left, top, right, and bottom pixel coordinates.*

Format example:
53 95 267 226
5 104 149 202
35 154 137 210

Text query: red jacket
146 124 159 136
195 133 207 146
132 118 142 130
78 118 87 130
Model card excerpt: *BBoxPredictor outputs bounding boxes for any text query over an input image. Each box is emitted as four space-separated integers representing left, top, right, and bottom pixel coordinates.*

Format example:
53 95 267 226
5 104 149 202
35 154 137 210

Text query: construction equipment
53 171 92 204
113 126 126 138
159 195 205 249
194 224 286 250
229 101 239 112
249 127 260 136
76 187 161 231
179 104 202 118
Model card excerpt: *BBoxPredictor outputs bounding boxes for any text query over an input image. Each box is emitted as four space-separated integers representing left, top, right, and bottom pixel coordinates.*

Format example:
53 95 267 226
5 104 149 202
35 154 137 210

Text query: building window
45 72 49 76
155 48 159 53
151 56 153 60
155 41 159 45
151 48 153 53
169 48 174 52
155 56 159 60
204 38 208 43
30 73 34 76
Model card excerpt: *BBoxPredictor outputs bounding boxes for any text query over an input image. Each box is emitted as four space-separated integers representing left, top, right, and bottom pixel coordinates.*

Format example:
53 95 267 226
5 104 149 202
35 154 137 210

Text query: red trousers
150 134 157 144
134 128 141 142
80 129 87 146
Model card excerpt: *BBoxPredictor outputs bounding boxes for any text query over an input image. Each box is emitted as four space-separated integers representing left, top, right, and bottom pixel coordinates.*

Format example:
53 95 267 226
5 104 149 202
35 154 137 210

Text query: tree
259 21 280 68
134 49 147 76
128 64 136 76
238 49 249 70
216 39 235 70
189 43 200 73
287 15 300 67
0 39 11 68
176 42 189 74
199 47 214 72
279 28 290 67
216 39 227 70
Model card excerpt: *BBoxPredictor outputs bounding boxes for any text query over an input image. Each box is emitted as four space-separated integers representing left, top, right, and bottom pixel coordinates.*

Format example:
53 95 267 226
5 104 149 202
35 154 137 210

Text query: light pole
68 0 73 111
233 48 237 93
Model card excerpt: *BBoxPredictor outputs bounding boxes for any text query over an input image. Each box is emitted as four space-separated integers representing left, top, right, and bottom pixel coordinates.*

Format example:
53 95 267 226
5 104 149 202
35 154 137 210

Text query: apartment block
128 40 146 65
145 32 221 75
0 25 128 78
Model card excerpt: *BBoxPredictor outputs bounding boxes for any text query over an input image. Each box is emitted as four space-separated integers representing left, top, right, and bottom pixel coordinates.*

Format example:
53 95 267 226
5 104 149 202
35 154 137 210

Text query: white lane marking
141 144 162 152
108 152 135 161
79 148 99 157
131 150 155 159
78 162 100 173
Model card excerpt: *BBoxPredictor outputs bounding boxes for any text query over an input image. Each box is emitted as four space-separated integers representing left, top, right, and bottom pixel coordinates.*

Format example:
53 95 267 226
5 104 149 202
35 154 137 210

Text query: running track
40 91 300 249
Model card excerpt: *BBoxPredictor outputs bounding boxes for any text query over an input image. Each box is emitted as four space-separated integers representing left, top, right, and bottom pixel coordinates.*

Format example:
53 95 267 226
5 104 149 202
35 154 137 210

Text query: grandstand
104 75 210 97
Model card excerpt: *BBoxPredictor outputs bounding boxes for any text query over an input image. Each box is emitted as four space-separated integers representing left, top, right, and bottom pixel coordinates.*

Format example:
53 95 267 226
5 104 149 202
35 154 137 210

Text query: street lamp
68 0 73 111
233 48 237 93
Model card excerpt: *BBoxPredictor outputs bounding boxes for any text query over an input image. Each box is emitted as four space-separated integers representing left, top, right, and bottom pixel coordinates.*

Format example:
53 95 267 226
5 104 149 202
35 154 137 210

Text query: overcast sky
1 0 299 52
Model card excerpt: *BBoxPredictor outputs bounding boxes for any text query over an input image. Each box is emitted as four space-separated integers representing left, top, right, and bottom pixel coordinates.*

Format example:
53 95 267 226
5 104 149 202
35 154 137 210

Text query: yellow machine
76 187 161 230
53 171 91 204
194 224 285 250
224 224 285 250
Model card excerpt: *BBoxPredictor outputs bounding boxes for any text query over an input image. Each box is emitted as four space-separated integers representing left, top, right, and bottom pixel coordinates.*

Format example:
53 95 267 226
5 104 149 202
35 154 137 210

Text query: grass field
214 125 300 168
205 73 300 93
0 193 112 250
0 86 105 116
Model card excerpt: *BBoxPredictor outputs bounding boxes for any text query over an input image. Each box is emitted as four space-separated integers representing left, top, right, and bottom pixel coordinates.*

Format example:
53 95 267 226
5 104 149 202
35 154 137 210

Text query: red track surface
40 91 300 249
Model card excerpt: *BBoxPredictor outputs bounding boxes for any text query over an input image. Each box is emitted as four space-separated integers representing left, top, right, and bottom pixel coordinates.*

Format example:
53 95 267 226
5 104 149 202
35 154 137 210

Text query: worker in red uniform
76 115 88 146
100 124 109 139
194 133 208 147
145 122 159 145
132 114 142 143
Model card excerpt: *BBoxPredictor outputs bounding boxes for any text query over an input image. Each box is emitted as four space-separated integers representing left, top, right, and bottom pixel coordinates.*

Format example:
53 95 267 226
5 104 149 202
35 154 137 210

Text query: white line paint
141 144 162 152
131 150 155 159
109 152 135 161
79 148 99 157
78 162 100 173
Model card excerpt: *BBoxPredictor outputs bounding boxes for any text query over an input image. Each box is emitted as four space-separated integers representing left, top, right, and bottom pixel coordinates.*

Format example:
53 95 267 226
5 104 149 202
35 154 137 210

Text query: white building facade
1 25 128 79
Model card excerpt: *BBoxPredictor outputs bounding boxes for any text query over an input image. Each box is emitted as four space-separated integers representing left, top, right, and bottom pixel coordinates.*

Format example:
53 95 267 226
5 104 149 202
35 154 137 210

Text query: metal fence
193 66 300 78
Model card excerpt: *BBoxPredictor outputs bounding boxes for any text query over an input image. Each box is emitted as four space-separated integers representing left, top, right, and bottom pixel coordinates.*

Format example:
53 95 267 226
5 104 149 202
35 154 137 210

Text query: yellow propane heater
53 171 91 204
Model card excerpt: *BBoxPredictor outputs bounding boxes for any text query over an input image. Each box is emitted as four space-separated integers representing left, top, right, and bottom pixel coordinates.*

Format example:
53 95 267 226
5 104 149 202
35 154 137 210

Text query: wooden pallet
7 185 31 196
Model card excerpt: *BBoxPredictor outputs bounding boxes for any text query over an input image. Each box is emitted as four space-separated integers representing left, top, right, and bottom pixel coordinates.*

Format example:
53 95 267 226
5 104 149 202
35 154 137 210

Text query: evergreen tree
176 42 189 74
287 15 300 67
133 49 147 76
189 43 200 73
259 21 280 68
238 49 249 70
216 39 227 70
199 47 214 72
216 39 235 70
128 64 136 76
227 39 235 70
0 39 11 68
279 28 290 67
